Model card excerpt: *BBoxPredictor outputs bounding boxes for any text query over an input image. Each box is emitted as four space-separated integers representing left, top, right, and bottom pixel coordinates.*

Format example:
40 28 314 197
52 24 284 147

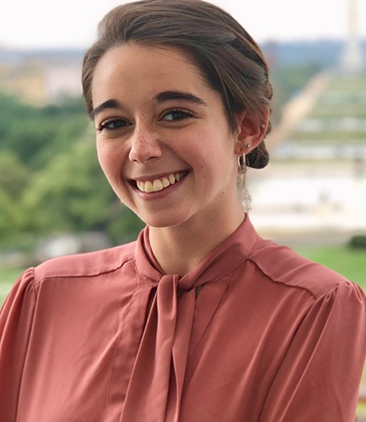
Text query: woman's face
91 43 242 228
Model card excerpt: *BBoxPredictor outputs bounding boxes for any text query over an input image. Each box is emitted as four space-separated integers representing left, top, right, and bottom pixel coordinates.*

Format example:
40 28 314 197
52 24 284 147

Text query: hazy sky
1 0 366 49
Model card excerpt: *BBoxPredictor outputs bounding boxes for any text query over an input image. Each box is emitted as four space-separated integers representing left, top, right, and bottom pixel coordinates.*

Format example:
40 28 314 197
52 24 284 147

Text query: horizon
1 0 366 50
1 37 366 54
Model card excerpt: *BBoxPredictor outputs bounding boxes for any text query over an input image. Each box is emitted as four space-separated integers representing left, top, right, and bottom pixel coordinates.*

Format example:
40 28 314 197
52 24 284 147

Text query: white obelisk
341 0 364 73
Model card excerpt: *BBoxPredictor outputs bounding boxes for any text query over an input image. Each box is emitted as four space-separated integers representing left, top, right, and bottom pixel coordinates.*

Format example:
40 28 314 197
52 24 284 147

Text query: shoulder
249 236 352 300
34 240 137 283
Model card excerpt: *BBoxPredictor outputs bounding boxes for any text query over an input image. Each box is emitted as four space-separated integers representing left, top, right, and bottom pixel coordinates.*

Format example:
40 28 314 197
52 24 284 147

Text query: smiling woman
0 1 366 421
90 42 256 232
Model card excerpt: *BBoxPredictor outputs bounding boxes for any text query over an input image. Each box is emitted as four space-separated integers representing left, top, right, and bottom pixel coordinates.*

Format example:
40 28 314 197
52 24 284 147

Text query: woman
1 1 365 421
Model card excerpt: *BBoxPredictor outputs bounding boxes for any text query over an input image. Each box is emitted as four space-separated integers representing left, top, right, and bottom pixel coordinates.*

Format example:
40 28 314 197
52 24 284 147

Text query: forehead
91 43 212 107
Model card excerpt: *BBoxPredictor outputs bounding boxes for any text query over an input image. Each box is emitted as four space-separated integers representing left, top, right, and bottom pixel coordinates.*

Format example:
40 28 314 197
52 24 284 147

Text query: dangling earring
237 153 246 171
237 143 250 171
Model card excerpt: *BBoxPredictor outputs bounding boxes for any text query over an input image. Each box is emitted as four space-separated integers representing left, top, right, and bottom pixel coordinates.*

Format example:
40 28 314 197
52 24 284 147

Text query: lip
130 169 190 183
130 170 190 200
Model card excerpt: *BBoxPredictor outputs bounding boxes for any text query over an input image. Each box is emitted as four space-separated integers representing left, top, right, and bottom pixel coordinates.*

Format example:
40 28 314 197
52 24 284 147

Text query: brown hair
82 0 272 169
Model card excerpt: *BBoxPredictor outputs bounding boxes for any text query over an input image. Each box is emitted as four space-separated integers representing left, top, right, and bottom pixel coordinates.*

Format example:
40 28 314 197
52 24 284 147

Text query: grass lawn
326 75 366 92
0 267 25 284
292 245 366 291
293 244 366 418
0 267 25 305
308 104 366 119
288 130 366 143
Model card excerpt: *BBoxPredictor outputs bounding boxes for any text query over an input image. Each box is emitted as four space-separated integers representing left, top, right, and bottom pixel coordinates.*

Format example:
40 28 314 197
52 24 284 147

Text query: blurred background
0 0 366 414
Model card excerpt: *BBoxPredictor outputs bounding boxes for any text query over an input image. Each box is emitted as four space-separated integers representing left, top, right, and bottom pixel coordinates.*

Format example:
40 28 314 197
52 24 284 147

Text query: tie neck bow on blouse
121 214 257 422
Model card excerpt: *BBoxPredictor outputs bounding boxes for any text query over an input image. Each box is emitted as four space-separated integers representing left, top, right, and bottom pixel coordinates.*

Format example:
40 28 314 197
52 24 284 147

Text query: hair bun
246 141 269 169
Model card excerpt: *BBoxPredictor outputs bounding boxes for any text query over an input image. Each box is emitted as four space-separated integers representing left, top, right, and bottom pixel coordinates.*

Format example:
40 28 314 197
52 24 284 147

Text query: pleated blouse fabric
1 214 366 422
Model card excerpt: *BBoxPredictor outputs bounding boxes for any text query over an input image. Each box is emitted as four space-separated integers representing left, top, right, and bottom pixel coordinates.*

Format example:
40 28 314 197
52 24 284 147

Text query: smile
133 171 189 193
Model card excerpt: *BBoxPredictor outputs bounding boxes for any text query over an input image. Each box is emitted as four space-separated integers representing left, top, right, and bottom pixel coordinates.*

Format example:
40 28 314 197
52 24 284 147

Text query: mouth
130 170 190 193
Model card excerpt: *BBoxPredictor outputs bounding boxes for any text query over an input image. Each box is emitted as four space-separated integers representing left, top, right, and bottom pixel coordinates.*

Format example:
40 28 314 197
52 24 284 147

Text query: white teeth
145 181 153 193
136 172 187 193
152 180 164 192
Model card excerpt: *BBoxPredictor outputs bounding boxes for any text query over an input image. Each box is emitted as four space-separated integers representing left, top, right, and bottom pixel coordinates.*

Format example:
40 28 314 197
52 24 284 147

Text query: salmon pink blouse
1 214 365 422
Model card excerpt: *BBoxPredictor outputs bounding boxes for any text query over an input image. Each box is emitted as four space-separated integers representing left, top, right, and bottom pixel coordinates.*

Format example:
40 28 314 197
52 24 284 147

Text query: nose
128 123 163 164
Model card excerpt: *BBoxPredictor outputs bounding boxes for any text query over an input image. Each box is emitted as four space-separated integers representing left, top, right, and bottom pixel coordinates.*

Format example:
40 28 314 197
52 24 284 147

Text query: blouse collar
134 213 259 290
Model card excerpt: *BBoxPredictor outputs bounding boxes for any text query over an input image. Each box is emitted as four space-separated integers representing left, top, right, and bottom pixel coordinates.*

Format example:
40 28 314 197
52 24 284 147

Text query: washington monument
341 0 364 72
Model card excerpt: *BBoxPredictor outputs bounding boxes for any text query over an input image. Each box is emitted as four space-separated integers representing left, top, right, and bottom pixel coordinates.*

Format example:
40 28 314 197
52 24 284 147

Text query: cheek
96 143 132 203
178 129 234 178
96 141 124 179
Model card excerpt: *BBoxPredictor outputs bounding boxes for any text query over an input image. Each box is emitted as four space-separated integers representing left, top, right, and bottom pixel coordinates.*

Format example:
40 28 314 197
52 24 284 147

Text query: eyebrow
90 90 207 120
153 91 207 106
90 99 122 120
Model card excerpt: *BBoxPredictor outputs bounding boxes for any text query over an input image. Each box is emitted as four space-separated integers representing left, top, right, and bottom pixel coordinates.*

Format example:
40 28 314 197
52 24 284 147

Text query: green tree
0 150 30 200
22 139 144 243
0 93 145 249
0 190 21 237
22 141 113 232
0 93 88 169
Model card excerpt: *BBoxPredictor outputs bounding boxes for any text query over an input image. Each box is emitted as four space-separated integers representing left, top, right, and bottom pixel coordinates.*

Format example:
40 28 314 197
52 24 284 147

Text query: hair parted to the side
82 0 272 174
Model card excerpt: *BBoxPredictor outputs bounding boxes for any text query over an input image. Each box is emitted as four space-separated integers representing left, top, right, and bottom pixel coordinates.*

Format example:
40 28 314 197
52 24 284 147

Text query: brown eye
163 109 193 121
98 119 129 131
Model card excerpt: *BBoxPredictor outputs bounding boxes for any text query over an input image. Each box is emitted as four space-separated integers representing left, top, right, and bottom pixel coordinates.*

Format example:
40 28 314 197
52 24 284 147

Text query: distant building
0 61 47 105
45 63 82 102
0 50 82 106
262 40 279 69
340 0 365 73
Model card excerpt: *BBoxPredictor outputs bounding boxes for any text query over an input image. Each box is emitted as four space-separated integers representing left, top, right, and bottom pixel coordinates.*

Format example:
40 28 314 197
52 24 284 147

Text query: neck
148 201 245 276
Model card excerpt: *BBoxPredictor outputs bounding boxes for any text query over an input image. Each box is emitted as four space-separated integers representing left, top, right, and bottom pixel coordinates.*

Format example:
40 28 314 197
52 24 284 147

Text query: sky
0 0 366 50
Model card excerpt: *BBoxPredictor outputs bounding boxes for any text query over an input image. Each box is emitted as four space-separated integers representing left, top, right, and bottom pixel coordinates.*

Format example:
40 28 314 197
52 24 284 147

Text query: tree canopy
0 94 143 250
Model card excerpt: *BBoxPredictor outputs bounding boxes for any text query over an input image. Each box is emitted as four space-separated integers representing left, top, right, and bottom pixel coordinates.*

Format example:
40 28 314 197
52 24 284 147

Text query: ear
233 110 270 155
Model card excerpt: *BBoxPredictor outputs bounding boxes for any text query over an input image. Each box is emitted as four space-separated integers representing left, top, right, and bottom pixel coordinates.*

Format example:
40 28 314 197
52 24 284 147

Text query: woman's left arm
260 280 366 422
0 268 37 419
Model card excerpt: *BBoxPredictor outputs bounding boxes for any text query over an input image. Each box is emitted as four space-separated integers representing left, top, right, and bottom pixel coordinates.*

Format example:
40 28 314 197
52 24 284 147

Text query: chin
139 211 192 229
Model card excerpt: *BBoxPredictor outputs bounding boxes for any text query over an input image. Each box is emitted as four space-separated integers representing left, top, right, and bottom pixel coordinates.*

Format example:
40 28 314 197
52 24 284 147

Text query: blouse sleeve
0 268 36 419
260 280 366 422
